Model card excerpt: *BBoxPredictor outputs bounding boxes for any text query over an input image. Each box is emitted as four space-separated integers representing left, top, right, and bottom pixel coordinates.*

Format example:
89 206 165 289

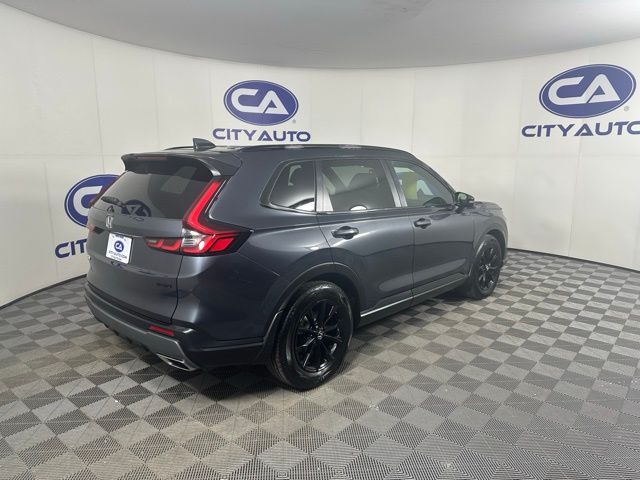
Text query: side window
391 161 454 207
269 162 316 211
320 159 395 212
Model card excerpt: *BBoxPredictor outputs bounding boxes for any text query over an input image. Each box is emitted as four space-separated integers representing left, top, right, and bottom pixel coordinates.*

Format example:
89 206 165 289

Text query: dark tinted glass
269 162 316 211
320 159 395 212
99 162 212 219
391 161 453 207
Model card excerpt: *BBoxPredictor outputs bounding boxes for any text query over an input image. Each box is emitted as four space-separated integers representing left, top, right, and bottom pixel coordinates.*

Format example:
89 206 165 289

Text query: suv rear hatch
86 151 241 324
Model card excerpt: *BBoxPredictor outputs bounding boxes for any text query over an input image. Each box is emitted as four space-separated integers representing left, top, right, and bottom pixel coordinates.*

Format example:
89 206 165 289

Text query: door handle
414 218 432 229
332 226 359 239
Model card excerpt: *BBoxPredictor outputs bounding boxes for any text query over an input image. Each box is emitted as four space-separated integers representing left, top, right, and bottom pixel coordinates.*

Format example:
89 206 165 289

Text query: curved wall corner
1 4 640 305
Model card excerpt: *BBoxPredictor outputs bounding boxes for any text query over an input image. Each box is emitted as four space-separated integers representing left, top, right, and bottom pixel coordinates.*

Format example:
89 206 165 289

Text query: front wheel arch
487 229 507 260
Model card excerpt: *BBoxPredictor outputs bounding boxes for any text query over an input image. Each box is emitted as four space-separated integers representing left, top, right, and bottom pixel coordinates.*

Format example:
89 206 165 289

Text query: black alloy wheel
461 234 503 299
270 281 353 390
477 243 501 294
293 299 343 373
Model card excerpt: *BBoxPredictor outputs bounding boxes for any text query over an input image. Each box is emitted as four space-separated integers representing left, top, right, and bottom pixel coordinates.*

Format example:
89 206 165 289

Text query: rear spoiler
121 151 241 176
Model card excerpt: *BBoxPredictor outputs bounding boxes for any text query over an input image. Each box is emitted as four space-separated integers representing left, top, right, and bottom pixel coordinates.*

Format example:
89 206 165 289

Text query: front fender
472 205 508 259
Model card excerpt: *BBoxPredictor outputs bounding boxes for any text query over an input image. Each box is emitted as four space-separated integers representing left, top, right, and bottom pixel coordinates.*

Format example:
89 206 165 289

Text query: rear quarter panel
173 223 332 342
175 152 333 342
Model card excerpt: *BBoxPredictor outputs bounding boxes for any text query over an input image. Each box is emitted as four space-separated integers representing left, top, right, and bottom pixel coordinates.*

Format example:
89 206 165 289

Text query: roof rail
236 143 405 153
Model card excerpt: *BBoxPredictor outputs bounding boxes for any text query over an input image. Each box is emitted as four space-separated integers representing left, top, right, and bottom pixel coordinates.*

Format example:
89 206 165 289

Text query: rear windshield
99 162 212 219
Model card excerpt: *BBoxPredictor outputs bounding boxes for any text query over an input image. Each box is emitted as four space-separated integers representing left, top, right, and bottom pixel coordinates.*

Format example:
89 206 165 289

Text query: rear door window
319 159 396 212
98 162 212 219
269 161 316 211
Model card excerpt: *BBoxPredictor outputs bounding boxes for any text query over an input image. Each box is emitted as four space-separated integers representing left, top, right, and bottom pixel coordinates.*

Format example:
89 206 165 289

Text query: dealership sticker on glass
106 233 132 264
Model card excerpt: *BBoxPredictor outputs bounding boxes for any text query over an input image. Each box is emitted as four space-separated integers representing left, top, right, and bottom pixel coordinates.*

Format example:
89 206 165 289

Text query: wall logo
522 64 639 138
215 80 311 142
539 64 635 118
57 174 117 259
64 174 118 227
224 80 298 126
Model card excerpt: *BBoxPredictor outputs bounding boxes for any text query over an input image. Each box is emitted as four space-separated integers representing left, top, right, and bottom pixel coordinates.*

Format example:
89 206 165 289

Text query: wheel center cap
316 329 324 340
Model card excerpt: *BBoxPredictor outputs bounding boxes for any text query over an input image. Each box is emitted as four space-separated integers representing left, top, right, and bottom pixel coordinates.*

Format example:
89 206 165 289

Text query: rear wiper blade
100 196 127 209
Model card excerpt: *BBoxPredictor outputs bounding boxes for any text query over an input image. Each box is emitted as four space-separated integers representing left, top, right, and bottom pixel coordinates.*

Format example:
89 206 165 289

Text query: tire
461 234 503 300
269 281 353 390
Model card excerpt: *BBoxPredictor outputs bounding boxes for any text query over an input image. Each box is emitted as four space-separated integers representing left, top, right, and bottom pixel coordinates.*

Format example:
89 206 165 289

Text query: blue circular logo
224 80 298 126
539 64 636 118
114 240 124 252
64 174 118 227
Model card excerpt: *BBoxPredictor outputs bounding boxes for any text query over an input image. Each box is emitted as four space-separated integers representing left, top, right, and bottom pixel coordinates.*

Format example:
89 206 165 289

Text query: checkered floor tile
1 250 640 479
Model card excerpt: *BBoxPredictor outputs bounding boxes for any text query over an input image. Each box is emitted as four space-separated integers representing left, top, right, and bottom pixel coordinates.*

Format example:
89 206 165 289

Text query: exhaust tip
156 353 199 372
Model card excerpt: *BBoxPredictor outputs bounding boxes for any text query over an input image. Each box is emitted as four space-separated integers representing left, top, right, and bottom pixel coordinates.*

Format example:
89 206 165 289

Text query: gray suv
85 140 508 389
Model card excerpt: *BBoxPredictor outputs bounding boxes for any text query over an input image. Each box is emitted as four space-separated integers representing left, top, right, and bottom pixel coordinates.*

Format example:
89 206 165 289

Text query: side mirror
456 192 475 206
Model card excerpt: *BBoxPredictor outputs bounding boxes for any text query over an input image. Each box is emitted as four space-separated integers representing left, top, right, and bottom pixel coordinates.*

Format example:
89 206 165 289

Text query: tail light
145 238 181 252
145 178 249 256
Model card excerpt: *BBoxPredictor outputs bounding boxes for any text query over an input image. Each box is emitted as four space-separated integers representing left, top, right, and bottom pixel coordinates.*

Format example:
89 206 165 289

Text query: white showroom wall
1 4 640 305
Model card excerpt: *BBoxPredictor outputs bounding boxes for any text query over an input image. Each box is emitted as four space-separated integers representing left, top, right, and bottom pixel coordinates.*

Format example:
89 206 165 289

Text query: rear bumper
84 282 265 369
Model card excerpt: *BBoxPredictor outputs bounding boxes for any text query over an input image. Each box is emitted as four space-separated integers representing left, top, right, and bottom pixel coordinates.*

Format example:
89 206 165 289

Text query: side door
315 157 414 317
389 160 475 297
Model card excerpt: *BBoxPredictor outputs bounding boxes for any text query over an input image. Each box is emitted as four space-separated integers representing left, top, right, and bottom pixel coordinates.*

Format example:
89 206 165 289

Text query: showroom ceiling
4 0 640 68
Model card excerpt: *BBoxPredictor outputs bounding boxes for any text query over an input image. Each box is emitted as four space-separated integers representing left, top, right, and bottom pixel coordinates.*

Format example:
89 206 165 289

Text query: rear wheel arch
263 264 363 352
268 280 354 389
305 272 361 326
